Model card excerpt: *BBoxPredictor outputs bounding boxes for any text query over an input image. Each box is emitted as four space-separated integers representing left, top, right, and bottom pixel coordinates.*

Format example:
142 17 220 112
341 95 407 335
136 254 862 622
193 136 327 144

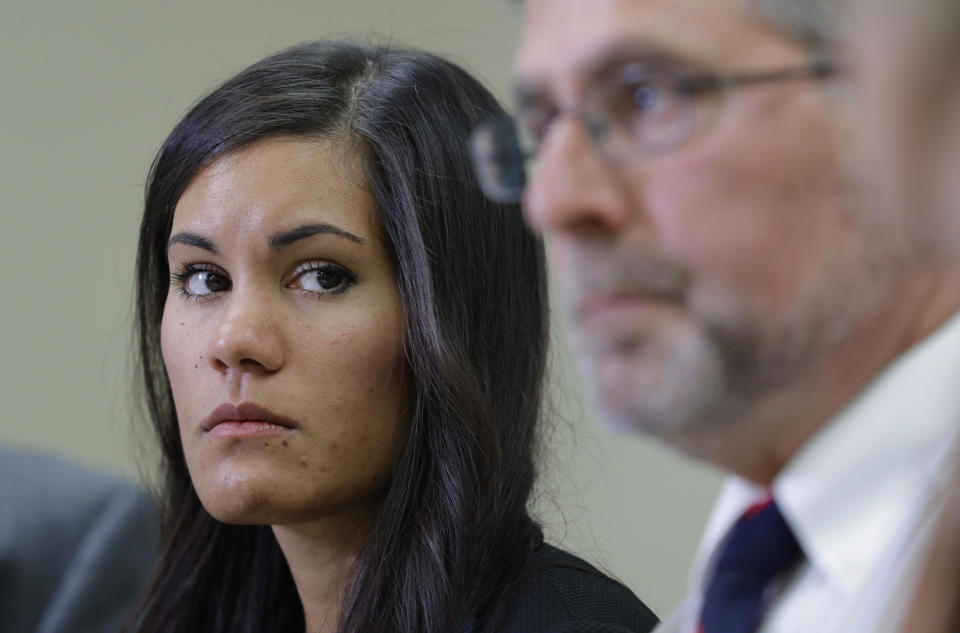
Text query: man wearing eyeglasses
471 1 960 632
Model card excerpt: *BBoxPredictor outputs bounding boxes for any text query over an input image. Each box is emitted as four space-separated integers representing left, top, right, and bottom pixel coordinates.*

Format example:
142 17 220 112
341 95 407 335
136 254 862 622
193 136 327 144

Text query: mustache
562 245 692 304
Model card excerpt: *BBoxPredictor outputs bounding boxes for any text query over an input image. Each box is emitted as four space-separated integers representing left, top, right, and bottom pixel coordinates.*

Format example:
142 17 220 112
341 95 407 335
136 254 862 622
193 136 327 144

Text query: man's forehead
515 0 786 98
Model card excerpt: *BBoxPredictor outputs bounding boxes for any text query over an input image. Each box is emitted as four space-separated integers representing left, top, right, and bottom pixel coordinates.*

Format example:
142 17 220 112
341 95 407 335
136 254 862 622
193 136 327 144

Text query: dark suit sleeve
36 485 159 633
0 447 160 633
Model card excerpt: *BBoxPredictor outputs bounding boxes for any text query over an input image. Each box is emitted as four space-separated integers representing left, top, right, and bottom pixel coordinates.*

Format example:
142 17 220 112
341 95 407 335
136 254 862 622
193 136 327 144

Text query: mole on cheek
282 440 289 447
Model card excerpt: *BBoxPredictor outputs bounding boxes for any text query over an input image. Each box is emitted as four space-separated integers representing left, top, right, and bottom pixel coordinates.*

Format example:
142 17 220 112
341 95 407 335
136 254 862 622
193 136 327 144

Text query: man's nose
209 288 286 376
522 115 634 237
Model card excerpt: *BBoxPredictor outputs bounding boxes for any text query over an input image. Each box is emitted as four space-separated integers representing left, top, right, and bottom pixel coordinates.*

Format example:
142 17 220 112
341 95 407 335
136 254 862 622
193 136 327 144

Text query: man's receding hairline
513 0 839 52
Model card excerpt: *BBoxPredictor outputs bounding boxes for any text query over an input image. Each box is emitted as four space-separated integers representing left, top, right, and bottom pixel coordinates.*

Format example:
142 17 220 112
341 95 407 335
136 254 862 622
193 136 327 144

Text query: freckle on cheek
329 442 339 452
282 440 289 447
360 435 369 445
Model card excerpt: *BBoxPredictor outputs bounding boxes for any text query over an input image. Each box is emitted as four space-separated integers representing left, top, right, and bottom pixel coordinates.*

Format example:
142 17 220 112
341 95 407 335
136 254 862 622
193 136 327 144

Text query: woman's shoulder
482 543 660 633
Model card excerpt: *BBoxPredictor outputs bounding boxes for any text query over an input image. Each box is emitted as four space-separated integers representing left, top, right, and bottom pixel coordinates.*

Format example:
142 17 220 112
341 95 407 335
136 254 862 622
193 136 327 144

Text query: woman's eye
292 263 355 295
182 269 231 296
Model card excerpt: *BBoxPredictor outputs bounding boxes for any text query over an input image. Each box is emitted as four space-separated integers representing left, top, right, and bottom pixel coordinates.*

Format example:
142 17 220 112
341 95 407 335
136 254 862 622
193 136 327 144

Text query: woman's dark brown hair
131 40 548 633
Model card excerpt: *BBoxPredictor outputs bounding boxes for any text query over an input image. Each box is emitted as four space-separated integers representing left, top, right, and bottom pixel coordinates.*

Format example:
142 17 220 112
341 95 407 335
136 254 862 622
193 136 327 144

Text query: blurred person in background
844 0 960 631
0 445 158 633
471 0 960 631
846 0 960 255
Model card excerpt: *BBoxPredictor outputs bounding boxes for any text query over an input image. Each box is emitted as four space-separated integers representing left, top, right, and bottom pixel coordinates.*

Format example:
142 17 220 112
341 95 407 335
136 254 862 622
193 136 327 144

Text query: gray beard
569 251 904 439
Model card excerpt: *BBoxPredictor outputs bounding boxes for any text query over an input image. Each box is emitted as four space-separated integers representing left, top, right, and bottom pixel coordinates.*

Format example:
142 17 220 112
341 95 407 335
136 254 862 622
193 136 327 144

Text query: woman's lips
202 402 299 437
207 420 296 437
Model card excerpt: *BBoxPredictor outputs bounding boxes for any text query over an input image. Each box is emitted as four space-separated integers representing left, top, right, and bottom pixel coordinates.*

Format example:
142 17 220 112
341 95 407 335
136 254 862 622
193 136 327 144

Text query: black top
473 543 659 633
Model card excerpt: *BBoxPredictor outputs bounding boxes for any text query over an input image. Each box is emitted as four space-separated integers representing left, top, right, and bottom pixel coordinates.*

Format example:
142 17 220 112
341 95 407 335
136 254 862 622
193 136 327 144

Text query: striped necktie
699 497 804 633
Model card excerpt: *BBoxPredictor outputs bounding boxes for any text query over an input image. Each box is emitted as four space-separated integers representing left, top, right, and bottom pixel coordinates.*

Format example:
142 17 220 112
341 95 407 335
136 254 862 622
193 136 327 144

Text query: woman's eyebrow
268 223 368 250
166 224 367 254
167 232 218 254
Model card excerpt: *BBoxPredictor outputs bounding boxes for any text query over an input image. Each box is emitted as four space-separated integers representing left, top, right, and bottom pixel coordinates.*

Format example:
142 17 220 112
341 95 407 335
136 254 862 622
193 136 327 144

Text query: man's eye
520 108 557 147
630 82 667 112
604 79 672 119
291 263 356 295
608 78 686 138
183 270 230 296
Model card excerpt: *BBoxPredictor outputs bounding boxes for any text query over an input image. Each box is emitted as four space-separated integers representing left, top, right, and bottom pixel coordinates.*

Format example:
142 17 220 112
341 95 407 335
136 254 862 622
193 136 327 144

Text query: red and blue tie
699 497 804 633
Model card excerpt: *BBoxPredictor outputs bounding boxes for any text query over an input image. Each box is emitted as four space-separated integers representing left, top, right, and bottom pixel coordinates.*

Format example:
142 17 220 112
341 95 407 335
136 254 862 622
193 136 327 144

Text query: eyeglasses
470 60 837 203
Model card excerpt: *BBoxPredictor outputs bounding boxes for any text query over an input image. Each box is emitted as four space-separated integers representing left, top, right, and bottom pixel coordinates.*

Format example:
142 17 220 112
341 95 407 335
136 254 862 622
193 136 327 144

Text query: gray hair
747 0 845 50
927 0 960 54
753 0 960 59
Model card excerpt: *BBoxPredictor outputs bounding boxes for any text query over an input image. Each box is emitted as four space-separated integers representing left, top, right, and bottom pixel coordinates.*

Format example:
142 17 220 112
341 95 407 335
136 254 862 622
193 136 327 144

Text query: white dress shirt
655 310 960 633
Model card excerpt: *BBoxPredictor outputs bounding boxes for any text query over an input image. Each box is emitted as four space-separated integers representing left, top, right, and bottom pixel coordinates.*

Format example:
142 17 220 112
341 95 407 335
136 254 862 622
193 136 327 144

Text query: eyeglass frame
469 59 838 203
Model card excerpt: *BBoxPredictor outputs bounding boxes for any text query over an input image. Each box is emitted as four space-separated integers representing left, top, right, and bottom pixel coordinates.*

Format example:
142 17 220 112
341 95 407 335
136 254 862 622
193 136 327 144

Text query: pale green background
0 0 720 617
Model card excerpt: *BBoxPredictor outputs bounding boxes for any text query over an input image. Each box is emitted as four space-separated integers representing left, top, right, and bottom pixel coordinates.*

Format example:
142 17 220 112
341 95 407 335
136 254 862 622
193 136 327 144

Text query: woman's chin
193 464 296 525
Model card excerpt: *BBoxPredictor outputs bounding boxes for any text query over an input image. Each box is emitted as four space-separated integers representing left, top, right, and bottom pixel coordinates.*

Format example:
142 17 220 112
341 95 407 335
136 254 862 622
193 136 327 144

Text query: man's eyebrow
167 232 218 254
580 41 699 79
268 223 368 250
514 41 701 107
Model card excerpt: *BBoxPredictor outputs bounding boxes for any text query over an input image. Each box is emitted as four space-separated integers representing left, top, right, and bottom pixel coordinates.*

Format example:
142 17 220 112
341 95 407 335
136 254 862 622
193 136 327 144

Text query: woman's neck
272 506 375 633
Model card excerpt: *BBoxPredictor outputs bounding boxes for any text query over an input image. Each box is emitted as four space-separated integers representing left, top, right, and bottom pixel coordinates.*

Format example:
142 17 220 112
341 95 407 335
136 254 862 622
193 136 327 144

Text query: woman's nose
209 289 286 376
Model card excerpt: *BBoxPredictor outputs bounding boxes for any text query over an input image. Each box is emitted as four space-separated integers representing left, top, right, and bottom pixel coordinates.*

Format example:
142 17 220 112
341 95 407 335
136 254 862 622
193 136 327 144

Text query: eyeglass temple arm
679 60 839 96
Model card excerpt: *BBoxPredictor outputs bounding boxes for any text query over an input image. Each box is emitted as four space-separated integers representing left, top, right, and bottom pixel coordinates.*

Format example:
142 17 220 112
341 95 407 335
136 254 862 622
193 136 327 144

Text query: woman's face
161 137 409 526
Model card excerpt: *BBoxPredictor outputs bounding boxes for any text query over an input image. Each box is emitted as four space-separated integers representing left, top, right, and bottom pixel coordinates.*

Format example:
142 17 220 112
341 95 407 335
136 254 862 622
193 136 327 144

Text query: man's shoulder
489 543 660 633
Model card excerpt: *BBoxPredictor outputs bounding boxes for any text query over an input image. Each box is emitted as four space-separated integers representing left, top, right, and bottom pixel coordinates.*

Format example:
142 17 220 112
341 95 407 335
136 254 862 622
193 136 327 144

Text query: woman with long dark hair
130 40 657 633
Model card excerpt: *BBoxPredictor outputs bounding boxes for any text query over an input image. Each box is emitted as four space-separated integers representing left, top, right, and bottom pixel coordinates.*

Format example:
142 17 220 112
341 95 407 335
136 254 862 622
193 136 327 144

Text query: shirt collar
695 309 960 596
